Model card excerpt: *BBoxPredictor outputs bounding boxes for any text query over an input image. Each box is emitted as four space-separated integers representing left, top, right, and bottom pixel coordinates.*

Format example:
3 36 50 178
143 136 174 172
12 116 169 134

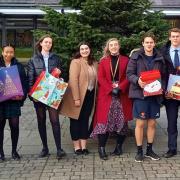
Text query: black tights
98 133 126 147
34 103 61 150
0 117 19 152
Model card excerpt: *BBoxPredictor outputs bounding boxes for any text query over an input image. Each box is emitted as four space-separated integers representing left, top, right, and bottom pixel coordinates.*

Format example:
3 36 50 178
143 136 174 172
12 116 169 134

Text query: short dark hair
141 32 156 43
168 28 180 37
2 43 15 51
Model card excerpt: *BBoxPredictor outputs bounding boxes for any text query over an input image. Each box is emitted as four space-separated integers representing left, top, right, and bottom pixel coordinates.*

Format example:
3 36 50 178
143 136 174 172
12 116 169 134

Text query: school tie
174 49 180 68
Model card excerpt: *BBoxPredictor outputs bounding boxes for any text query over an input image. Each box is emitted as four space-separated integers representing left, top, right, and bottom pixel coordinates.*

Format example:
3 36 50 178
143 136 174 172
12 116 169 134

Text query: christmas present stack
29 68 68 109
0 65 24 102
167 74 180 100
140 70 163 97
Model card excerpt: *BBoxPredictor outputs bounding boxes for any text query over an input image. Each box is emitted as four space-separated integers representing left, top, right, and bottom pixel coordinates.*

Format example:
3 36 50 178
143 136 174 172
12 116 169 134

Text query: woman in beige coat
60 42 98 155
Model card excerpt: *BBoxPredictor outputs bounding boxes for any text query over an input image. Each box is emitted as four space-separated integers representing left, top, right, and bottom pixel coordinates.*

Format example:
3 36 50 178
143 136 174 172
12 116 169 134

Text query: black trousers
0 117 19 152
34 102 62 150
165 99 180 151
70 90 94 141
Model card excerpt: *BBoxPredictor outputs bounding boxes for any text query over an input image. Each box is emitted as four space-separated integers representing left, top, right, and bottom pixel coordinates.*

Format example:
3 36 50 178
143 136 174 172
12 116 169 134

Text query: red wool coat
93 55 132 127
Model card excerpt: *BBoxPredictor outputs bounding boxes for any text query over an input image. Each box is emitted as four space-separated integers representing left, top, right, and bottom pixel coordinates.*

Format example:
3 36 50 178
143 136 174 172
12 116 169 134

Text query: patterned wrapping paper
0 65 24 102
29 71 68 109
140 70 163 97
167 74 180 100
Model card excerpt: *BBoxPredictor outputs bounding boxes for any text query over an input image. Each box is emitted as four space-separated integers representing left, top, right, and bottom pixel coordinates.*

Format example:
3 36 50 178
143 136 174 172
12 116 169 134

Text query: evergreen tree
34 0 169 74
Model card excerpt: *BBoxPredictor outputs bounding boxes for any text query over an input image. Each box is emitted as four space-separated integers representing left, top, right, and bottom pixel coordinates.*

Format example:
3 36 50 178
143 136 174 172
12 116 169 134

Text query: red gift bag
140 70 163 97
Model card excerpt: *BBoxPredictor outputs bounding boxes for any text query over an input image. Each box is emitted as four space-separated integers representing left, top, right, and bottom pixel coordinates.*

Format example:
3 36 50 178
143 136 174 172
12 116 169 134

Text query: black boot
0 150 5 161
39 147 50 158
12 151 21 160
111 144 122 156
57 149 66 159
98 147 108 160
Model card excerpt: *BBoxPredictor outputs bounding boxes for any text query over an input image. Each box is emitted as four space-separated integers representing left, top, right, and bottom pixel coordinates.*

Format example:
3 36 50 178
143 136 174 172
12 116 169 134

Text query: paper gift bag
140 70 163 97
29 71 68 109
0 65 24 102
167 74 180 100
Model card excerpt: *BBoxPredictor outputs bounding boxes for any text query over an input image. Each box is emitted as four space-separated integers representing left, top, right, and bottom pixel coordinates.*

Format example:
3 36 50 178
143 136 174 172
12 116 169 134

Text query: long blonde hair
103 38 120 57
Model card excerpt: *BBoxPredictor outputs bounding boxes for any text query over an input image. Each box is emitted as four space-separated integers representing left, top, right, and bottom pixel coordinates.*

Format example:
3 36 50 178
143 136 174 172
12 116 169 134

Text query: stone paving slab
0 99 179 180
1 153 180 179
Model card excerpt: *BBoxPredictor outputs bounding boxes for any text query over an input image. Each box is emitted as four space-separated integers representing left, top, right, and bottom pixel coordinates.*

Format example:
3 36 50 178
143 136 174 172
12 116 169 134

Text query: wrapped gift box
29 71 68 109
0 65 24 102
140 70 163 97
167 74 180 100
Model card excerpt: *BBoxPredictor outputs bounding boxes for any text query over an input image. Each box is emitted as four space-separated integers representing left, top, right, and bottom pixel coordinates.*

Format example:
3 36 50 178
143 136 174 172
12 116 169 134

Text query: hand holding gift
138 78 146 88
11 96 24 100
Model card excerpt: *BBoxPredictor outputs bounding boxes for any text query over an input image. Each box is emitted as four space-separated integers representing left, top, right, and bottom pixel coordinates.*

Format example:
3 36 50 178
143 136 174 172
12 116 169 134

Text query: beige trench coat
59 58 98 119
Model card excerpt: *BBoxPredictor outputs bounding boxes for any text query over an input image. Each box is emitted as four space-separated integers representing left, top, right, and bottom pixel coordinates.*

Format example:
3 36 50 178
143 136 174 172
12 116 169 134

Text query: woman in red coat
90 38 132 160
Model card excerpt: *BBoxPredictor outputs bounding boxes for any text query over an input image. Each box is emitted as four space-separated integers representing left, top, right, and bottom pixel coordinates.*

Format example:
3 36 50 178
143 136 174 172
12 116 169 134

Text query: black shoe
164 150 177 158
39 148 49 158
145 150 160 161
98 147 108 160
135 152 143 162
74 149 83 155
57 149 66 159
12 151 21 160
111 144 122 156
82 149 89 155
0 151 5 161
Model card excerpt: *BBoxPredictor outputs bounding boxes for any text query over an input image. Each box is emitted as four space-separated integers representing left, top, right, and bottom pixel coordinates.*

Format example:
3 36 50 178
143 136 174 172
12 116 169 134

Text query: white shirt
42 54 49 71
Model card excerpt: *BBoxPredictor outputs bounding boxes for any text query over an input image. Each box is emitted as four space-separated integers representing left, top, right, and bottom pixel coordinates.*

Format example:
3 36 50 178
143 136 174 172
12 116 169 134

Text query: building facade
0 0 64 49
151 0 180 27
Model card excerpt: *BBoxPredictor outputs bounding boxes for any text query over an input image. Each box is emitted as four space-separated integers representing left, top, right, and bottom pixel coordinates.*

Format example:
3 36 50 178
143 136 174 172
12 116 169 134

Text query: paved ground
1 99 180 180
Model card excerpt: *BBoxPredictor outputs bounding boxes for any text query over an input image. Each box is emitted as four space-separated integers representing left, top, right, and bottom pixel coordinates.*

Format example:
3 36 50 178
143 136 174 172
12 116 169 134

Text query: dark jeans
70 90 94 141
0 117 19 152
165 99 180 151
34 102 62 150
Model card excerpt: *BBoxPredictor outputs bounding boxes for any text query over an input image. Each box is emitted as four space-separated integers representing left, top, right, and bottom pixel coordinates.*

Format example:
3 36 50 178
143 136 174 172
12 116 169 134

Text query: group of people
0 28 179 163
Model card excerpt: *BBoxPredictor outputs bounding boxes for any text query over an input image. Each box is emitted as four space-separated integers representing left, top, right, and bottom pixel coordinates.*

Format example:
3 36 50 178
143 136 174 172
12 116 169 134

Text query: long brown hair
103 38 120 57
72 42 95 65
35 34 53 53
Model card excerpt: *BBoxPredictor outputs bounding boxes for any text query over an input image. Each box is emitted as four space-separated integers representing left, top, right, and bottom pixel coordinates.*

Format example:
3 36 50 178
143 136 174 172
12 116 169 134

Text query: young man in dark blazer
161 28 180 158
